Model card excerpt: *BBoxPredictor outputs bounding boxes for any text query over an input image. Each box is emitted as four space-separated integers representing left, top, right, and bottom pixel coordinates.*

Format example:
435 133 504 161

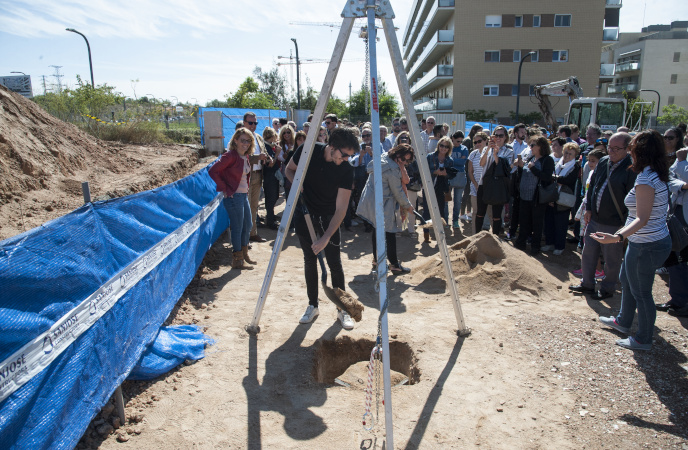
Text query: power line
49 65 63 93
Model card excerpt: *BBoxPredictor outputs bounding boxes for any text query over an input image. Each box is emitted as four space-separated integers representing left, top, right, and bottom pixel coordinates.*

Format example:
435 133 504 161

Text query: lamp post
10 71 26 76
291 38 301 110
515 51 536 124
640 89 661 125
66 28 94 88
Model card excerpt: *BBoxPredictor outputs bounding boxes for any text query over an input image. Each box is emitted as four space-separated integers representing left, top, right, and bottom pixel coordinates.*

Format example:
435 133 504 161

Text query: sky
0 0 684 107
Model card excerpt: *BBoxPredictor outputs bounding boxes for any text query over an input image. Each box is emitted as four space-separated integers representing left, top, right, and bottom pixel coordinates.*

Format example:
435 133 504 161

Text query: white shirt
252 132 262 171
511 140 529 173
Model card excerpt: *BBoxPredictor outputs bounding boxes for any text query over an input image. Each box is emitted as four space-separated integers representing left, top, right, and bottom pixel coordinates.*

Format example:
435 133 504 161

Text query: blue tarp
0 163 228 449
198 107 287 149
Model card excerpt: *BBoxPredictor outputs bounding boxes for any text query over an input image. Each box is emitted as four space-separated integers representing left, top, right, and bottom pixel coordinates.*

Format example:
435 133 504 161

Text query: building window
554 14 571 27
530 50 539 62
483 85 499 96
513 50 521 62
674 52 681 62
515 16 523 27
553 50 568 62
511 85 519 96
485 15 502 27
533 15 541 27
484 51 500 62
670 74 678 84
668 96 675 105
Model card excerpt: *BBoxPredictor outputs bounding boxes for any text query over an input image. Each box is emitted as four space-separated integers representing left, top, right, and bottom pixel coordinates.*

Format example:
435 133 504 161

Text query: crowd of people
209 110 688 350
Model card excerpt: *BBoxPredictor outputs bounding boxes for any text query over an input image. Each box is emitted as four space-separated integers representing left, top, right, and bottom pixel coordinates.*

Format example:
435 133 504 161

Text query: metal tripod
247 0 470 447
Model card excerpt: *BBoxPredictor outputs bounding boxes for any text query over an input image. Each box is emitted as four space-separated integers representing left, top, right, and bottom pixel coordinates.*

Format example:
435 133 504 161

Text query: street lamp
170 95 178 105
66 28 95 88
515 51 536 124
291 38 301 109
10 71 26 76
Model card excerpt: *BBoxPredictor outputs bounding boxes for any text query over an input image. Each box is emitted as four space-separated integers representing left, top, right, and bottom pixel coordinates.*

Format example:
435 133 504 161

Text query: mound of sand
412 231 572 302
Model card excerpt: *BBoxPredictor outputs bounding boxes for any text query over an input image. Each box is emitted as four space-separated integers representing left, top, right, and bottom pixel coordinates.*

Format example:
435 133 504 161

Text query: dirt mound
412 231 571 302
0 84 202 241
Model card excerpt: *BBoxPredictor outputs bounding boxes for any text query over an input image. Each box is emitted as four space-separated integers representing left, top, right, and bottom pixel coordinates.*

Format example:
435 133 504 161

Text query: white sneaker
553 249 564 255
299 305 319 324
337 310 354 330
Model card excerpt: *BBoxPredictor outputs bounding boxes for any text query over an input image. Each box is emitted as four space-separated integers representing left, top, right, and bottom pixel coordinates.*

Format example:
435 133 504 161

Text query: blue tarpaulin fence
198 108 287 149
0 163 227 449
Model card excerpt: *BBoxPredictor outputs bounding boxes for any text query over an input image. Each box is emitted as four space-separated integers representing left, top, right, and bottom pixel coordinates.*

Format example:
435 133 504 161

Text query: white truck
532 77 626 133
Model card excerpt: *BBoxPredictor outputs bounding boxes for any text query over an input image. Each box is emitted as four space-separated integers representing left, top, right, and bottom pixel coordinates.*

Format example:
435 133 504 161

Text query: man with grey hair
380 125 392 152
420 116 436 152
272 118 280 133
570 132 636 300
303 122 311 136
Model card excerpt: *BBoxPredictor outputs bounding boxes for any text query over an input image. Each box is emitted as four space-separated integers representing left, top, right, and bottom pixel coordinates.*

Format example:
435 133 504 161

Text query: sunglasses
283 130 292 134
239 138 252 145
362 134 372 138
664 135 677 141
473 139 484 144
337 149 353 160
494 134 506 138
439 144 451 149
245 121 257 126
325 121 332 125
595 138 608 145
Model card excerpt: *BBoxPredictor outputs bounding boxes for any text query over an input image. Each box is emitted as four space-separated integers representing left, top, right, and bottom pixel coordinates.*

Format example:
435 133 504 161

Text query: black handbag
481 157 510 205
667 183 688 252
538 181 558 204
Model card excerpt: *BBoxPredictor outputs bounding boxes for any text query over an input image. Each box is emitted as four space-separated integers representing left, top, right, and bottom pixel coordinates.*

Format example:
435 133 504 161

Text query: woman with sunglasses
209 128 266 270
467 131 488 233
422 136 455 243
397 132 420 237
357 144 416 273
664 127 685 167
475 126 513 235
317 126 328 144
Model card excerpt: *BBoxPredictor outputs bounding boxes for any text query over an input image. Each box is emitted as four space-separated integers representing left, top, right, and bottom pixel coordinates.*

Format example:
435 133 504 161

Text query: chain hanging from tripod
362 293 389 431
364 26 370 115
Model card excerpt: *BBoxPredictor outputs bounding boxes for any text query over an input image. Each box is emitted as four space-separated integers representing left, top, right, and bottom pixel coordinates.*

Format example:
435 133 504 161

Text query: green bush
87 121 167 144
163 128 201 144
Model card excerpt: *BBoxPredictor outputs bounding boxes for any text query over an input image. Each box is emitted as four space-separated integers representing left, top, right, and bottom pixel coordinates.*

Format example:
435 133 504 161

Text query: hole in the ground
312 336 420 388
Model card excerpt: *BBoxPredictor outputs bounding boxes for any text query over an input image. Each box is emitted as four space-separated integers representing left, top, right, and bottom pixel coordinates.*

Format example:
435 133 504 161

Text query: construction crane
275 56 365 66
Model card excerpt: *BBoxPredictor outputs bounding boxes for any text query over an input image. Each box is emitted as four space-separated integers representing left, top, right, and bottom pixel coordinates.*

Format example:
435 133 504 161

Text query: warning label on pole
371 78 379 112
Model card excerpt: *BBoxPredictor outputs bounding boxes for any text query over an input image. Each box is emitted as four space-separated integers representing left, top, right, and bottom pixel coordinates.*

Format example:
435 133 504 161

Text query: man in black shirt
285 127 358 329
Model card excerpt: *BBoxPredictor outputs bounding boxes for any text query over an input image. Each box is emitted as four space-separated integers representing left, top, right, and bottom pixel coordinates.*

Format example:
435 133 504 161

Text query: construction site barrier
198 107 287 149
0 163 227 449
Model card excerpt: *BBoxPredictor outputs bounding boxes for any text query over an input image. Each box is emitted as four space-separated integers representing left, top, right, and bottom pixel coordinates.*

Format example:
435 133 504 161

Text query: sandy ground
79 195 688 449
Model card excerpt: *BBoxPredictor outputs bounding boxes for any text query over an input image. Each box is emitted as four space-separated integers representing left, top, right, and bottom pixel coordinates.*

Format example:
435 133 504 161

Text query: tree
33 75 124 122
226 77 275 109
458 109 498 122
347 78 399 124
253 66 289 109
658 104 688 126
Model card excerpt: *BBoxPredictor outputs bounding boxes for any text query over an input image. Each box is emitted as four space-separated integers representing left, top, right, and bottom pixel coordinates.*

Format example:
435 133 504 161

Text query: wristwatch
614 233 624 243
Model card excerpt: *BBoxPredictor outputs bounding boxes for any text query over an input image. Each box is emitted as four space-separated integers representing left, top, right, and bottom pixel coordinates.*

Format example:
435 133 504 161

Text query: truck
532 76 626 133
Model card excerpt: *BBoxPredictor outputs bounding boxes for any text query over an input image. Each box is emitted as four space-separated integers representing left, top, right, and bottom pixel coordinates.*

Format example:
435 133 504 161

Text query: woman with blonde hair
209 128 266 270
422 136 454 242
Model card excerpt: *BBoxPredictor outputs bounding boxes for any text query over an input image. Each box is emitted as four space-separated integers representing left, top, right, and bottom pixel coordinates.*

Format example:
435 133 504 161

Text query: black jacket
586 155 637 227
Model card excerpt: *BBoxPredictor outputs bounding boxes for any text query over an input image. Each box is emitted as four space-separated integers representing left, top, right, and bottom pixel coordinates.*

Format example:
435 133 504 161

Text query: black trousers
263 169 280 225
294 209 345 307
475 185 504 235
371 228 399 267
516 199 546 250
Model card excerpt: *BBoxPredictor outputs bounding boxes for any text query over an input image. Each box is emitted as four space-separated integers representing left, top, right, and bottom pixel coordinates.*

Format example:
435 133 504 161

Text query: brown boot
232 251 253 270
242 245 257 265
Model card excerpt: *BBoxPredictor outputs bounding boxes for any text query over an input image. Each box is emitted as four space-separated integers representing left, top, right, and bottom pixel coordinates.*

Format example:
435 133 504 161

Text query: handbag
444 191 453 202
666 183 688 252
538 181 558 204
556 185 576 209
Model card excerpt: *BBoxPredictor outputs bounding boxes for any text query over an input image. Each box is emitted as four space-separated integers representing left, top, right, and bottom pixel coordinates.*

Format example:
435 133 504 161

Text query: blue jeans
223 193 252 251
616 236 672 345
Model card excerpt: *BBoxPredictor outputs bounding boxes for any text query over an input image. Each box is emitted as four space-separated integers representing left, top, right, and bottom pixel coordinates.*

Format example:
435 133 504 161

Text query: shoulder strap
606 160 625 221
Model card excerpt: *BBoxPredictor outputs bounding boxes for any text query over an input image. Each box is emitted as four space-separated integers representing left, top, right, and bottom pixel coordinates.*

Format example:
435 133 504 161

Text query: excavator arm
532 76 583 132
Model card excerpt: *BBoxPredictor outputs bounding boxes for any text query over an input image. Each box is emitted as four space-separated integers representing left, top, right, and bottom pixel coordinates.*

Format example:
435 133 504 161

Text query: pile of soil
0 84 204 241
412 231 571 301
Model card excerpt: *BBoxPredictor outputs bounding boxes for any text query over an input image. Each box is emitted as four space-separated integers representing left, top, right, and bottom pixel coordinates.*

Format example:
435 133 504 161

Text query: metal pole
366 2 393 446
81 182 91 203
291 38 301 110
515 51 535 124
66 28 94 88
640 89 661 123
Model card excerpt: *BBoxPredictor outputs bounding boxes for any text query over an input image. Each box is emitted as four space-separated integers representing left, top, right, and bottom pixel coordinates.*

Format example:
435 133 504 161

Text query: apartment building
600 21 688 112
403 0 620 124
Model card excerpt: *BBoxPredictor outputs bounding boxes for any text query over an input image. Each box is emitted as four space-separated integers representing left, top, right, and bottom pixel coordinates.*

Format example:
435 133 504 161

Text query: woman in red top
209 128 266 270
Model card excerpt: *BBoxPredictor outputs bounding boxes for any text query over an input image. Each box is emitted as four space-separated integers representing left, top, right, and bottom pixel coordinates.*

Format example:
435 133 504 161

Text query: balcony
603 27 619 42
405 30 454 84
607 83 638 94
414 98 453 113
615 61 640 73
605 0 622 7
403 0 455 60
600 63 615 78
410 65 453 97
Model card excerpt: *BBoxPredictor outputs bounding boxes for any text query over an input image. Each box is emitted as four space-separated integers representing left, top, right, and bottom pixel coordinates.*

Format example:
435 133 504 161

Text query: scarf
555 158 576 178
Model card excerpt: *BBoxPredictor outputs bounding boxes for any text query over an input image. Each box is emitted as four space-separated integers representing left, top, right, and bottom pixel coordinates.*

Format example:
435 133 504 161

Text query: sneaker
573 268 583 276
541 245 554 252
338 310 354 330
599 316 630 334
299 305 319 324
595 270 605 281
553 249 564 256
616 336 651 351
461 214 472 222
453 220 460 229
656 267 668 275
351 219 360 226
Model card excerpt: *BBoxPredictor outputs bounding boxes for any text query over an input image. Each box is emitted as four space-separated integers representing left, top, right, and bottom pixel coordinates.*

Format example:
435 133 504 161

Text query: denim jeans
617 235 672 345
223 193 252 251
